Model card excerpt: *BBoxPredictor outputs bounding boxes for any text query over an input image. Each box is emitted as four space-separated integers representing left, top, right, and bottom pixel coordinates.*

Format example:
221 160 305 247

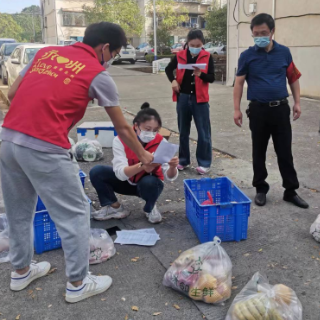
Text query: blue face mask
254 36 271 48
189 47 202 55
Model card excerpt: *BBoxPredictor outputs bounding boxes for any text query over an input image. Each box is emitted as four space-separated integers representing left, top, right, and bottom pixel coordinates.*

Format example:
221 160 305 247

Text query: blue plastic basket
184 177 251 243
36 169 87 212
34 196 92 254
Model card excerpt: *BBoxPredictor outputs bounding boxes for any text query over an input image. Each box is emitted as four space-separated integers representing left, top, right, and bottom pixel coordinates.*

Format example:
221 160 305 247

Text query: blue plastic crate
36 170 87 211
34 196 92 254
184 177 251 243
79 169 86 188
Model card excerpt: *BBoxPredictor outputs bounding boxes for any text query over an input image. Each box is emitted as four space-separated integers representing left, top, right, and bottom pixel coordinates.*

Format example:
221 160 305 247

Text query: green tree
83 0 144 37
0 13 23 41
12 5 42 42
147 0 189 54
149 27 172 54
205 5 227 43
147 0 189 31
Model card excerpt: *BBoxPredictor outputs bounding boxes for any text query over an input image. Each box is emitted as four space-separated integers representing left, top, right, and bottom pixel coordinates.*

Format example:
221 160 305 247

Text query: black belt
250 98 288 107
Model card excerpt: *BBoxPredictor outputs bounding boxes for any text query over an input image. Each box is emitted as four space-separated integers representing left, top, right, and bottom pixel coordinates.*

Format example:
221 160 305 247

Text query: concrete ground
0 64 320 320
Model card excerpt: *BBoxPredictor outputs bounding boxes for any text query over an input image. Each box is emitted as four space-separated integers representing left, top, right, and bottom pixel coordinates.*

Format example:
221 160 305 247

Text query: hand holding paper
178 63 207 70
152 140 179 165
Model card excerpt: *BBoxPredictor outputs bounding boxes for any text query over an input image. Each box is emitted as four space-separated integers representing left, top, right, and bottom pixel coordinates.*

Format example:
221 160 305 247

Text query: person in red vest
90 103 179 224
0 22 153 303
165 29 215 175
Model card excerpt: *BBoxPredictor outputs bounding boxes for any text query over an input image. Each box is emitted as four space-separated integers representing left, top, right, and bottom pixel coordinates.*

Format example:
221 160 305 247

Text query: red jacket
119 133 164 184
3 42 105 149
173 49 211 103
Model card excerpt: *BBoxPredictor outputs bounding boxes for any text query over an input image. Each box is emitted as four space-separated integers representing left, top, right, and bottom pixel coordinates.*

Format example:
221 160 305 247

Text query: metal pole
32 9 35 42
153 0 158 61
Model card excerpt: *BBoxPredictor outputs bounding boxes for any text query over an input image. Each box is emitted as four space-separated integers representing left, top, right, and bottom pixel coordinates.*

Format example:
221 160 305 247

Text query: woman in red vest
90 103 179 224
165 29 215 175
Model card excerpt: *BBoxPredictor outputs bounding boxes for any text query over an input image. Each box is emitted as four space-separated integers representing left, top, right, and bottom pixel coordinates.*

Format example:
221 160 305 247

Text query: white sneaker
196 166 211 175
65 272 112 303
145 205 162 224
10 261 51 291
92 204 130 221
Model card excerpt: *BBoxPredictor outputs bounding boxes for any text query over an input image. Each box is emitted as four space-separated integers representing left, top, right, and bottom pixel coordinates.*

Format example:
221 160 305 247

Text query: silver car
135 43 153 61
115 45 136 64
204 42 226 55
0 43 21 84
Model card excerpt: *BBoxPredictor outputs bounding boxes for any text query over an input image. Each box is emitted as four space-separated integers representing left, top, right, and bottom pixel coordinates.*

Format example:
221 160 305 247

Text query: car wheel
130 59 136 65
213 52 218 55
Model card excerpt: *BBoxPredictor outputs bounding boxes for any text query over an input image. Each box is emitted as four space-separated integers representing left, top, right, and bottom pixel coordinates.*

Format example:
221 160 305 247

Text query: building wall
137 0 212 46
227 0 320 99
42 0 93 44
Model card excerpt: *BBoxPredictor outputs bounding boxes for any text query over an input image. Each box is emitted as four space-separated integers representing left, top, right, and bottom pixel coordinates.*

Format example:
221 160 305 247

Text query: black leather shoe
283 195 309 209
255 193 267 206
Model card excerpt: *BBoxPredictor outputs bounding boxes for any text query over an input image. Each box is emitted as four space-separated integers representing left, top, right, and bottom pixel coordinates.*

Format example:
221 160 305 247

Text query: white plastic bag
0 214 10 263
163 237 232 304
310 214 320 243
74 139 103 162
89 229 116 265
226 272 303 320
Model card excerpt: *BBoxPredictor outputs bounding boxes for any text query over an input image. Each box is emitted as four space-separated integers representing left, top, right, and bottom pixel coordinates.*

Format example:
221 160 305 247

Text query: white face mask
139 130 156 143
106 58 114 69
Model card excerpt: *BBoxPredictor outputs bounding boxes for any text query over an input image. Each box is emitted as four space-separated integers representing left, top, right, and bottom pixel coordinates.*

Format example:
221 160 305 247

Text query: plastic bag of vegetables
225 272 302 320
163 237 232 304
0 214 10 264
73 139 103 162
89 229 116 265
310 214 320 243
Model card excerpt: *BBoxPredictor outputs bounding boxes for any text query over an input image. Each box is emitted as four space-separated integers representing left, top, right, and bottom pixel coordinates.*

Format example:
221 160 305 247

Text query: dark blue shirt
236 41 292 103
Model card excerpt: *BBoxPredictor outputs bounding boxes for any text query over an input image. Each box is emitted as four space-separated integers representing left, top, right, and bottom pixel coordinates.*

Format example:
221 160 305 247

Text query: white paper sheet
152 140 179 164
114 229 160 246
178 63 207 70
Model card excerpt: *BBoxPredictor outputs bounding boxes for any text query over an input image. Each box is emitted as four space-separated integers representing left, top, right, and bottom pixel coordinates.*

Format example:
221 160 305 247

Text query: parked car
204 42 226 55
0 43 22 84
7 44 52 86
0 38 16 48
115 45 136 64
171 42 185 54
135 43 152 61
59 40 77 46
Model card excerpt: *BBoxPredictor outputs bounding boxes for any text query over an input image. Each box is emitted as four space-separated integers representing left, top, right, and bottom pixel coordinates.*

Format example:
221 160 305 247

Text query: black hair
83 22 127 52
250 13 275 31
133 102 162 127
185 29 205 48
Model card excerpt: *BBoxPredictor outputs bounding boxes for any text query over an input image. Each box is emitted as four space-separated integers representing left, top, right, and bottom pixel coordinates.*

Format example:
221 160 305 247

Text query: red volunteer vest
3 42 106 149
173 49 210 103
119 133 164 184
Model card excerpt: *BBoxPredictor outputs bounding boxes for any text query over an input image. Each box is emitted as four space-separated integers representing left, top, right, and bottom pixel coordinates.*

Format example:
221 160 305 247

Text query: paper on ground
178 63 207 70
115 228 160 246
152 140 179 164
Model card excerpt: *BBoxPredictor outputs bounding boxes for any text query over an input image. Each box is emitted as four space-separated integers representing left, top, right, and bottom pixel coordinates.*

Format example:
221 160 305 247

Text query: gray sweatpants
0 141 90 282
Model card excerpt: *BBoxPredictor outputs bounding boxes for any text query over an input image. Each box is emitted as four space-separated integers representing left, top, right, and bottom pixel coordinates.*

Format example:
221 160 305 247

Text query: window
12 48 21 61
179 15 200 28
5 44 19 56
24 48 41 64
62 12 87 27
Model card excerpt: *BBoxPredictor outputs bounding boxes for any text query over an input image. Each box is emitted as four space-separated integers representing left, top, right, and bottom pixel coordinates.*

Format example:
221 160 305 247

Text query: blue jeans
177 93 212 167
90 166 164 213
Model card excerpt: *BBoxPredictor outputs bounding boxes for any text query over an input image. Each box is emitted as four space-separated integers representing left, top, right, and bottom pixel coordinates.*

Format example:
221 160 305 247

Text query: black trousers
248 102 299 197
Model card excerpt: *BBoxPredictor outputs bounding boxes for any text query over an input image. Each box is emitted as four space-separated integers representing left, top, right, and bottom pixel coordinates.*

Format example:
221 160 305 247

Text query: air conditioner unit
207 6 213 11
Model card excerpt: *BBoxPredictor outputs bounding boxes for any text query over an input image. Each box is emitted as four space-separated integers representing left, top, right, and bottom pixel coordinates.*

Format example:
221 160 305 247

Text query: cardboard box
159 127 171 140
